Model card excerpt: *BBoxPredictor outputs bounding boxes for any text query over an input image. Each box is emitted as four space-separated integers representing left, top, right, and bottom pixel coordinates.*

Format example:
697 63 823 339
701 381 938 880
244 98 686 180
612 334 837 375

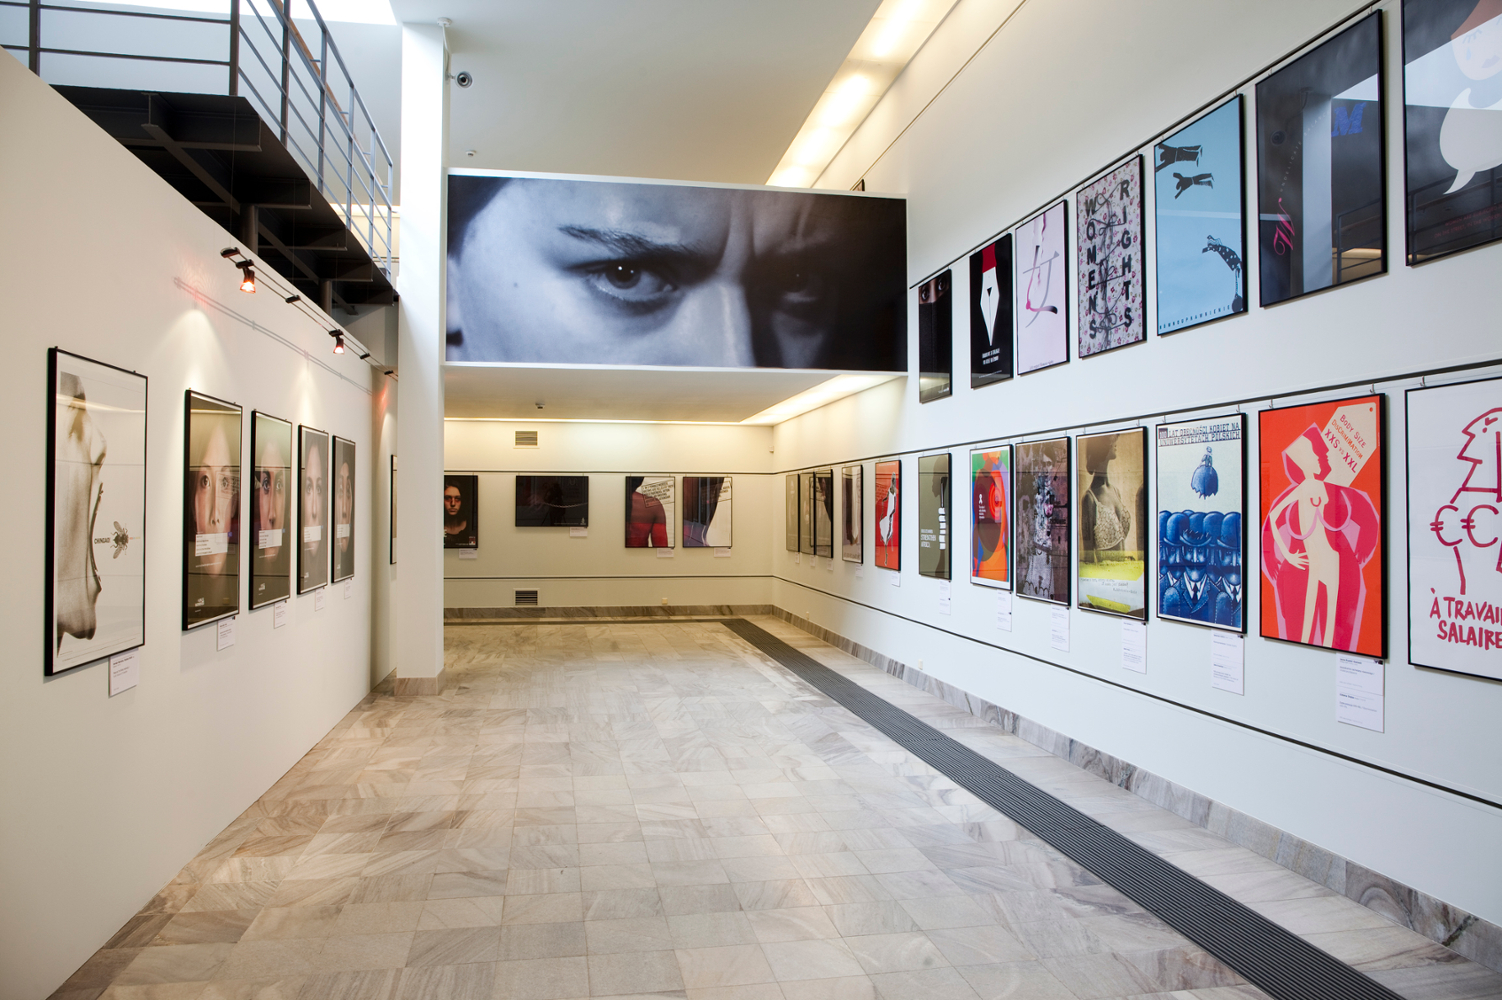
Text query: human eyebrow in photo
559 226 718 275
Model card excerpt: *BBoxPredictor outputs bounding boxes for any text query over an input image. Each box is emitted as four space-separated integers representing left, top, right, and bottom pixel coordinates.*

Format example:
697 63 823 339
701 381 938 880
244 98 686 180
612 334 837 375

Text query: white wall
444 420 775 610
773 0 1502 927
0 53 382 998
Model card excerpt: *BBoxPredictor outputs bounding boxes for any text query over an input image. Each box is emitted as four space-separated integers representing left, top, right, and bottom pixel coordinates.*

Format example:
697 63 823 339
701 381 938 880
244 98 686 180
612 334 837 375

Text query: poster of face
971 446 1011 589
814 470 835 558
1077 158 1145 357
1156 98 1246 334
389 455 397 565
918 453 951 580
443 474 478 547
1405 377 1502 678
1076 429 1148 620
785 474 799 552
683 476 732 547
969 236 1014 387
1259 395 1385 657
799 472 814 555
46 350 146 674
1403 0 1502 263
918 270 952 402
1156 415 1246 631
874 459 901 570
332 436 356 583
1015 202 1069 374
249 412 292 610
298 426 329 592
842 464 864 563
1257 14 1385 306
625 475 673 547
446 173 907 370
1015 438 1071 604
183 392 242 628
518 475 589 527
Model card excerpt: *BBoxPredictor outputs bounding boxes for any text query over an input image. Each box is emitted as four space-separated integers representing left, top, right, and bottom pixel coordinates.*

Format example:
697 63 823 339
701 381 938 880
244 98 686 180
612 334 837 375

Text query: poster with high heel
1259 395 1385 657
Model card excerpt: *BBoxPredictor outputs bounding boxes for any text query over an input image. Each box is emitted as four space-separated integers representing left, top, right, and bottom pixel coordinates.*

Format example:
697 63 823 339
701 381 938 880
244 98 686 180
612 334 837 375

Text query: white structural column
394 22 448 693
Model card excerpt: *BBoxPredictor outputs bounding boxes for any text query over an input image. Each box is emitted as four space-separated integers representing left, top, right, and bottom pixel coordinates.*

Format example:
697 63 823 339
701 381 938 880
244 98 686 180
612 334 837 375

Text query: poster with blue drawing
1156 415 1246 631
1155 97 1246 334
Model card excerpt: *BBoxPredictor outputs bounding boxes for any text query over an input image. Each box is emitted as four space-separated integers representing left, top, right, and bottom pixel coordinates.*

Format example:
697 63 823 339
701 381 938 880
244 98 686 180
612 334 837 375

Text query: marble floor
53 616 1502 1000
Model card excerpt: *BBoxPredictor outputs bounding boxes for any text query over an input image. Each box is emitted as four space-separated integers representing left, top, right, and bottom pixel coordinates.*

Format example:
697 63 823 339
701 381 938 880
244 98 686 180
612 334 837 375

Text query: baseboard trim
445 604 773 620
393 670 446 696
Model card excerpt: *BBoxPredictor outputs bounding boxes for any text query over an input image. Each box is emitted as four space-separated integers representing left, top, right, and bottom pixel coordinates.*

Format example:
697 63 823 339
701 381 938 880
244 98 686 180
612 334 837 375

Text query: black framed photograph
390 455 397 565
332 436 356 583
249 411 292 610
520 475 590 528
814 469 835 558
1076 428 1148 621
298 425 330 593
918 270 953 402
799 471 814 555
444 473 479 548
683 476 731 547
842 464 863 563
184 391 242 629
785 473 800 552
46 349 147 675
918 453 951 580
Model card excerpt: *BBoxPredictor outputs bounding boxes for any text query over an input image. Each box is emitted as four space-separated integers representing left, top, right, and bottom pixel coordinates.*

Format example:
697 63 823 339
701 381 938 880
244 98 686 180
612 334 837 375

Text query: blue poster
1155 97 1245 334
1156 415 1245 631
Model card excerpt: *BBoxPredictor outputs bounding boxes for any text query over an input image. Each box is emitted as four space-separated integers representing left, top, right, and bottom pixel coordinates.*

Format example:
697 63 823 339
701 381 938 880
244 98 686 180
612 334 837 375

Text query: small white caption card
569 526 588 537
217 617 236 650
656 547 675 558
1336 654 1384 732
1050 606 1070 652
303 525 321 543
1211 632 1244 694
1121 620 1147 673
855 565 865 579
794 552 800 564
195 532 228 556
714 547 731 558
888 569 900 587
314 588 326 612
109 648 140 696
344 579 353 600
996 591 1013 632
457 548 478 560
937 580 951 616
273 601 288 629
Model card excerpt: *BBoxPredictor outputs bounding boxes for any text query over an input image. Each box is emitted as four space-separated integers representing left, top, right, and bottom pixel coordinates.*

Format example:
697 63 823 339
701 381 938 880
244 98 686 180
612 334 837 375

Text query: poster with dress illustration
1077 158 1145 357
918 454 951 579
46 349 146 675
1015 202 1069 374
814 469 835 558
785 474 800 551
625 476 672 546
842 464 863 563
1156 415 1245 631
250 411 292 610
1076 429 1148 619
298 426 329 593
875 459 901 570
1406 377 1502 679
185 392 242 627
918 271 952 402
1015 438 1071 604
1156 98 1247 334
1259 394 1385 657
683 476 731 547
971 446 1012 589
969 236 1013 387
1257 14 1385 306
1403 0 1502 263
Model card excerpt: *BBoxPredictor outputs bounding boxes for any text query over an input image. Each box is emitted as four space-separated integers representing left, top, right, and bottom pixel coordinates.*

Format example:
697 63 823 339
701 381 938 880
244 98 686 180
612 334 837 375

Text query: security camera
455 71 473 88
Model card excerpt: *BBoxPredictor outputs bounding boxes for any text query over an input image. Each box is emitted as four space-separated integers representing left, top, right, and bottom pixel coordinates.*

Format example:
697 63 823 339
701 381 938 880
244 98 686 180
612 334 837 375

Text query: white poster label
1211 631 1244 694
344 579 352 600
457 548 478 560
314 588 326 611
109 648 140 696
996 591 1013 631
714 547 731 557
570 526 588 537
195 532 229 556
657 547 674 558
794 552 800 564
1121 620 1147 673
888 568 901 587
1050 606 1070 651
258 528 283 550
336 523 351 540
1336 654 1385 732
303 525 322 543
217 617 236 650
938 580 952 615
273 601 288 628
855 565 865 579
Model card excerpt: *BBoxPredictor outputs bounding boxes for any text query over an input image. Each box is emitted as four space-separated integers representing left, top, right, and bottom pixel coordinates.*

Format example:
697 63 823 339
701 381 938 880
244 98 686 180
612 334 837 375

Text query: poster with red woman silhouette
1259 395 1385 657
874 460 901 571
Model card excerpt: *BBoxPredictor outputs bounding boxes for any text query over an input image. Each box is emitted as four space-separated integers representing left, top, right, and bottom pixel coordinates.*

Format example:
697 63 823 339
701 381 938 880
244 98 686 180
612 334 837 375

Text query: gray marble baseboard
770 606 1502 974
393 669 447 696
445 604 773 620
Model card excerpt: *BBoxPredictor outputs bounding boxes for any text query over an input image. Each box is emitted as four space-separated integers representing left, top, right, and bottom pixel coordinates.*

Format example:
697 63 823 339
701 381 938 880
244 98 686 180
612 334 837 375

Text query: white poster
1406 378 1502 680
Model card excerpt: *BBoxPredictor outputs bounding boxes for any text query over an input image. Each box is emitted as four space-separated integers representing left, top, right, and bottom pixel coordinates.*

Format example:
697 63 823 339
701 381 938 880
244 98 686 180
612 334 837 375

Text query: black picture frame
1075 428 1149 621
331 436 356 584
1015 437 1073 605
799 472 814 555
918 270 953 402
1155 414 1247 632
297 425 330 593
623 475 671 546
1076 156 1147 357
389 454 397 565
683 476 732 548
1016 201 1071 375
183 390 243 629
814 469 835 558
969 235 1014 388
444 473 479 548
842 464 864 563
249 411 292 610
785 473 800 552
918 453 951 580
518 475 590 528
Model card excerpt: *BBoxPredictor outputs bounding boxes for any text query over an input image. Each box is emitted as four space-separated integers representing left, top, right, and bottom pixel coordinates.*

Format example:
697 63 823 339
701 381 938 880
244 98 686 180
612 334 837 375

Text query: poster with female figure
332 437 356 583
683 476 731 547
971 446 1012 588
1156 415 1245 631
842 465 863 563
47 350 146 674
250 412 292 609
625 475 674 547
1015 202 1069 374
1015 438 1071 604
1076 429 1148 619
184 391 242 628
298 426 329 593
874 459 901 570
1259 395 1385 657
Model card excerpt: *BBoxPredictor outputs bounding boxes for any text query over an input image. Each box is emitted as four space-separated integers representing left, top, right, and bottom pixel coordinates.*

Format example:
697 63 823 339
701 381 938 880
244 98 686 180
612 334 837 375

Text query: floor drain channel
722 618 1404 1000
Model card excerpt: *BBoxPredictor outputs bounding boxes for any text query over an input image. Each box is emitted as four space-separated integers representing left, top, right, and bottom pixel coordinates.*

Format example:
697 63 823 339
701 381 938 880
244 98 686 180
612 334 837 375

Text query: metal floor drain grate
722 618 1404 1000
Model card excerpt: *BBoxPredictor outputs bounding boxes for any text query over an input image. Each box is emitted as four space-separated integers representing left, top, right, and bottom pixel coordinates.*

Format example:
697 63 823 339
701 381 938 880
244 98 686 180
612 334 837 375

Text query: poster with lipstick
184 391 242 628
250 411 292 609
969 235 1014 387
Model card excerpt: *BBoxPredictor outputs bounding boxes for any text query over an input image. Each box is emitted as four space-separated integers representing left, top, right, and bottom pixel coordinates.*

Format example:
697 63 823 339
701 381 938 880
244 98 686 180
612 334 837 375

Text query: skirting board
445 604 774 620
770 608 1502 974
393 670 446 696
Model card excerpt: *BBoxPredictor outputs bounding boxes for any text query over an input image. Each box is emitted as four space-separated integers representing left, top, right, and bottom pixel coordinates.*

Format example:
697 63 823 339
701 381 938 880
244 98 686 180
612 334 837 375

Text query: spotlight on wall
285 294 302 304
239 265 256 294
331 330 346 355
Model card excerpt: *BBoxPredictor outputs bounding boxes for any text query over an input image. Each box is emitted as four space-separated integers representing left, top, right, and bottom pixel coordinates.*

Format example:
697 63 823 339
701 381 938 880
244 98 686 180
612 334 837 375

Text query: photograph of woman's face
303 440 324 553
192 422 236 575
336 458 352 555
255 434 287 560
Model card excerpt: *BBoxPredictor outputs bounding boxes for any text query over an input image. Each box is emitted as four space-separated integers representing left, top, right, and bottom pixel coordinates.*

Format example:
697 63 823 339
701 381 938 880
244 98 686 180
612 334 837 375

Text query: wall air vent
514 590 539 606
515 430 539 448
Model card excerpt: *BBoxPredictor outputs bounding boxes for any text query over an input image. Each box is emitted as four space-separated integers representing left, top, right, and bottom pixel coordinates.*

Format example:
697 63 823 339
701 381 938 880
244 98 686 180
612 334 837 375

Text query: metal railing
2 0 394 276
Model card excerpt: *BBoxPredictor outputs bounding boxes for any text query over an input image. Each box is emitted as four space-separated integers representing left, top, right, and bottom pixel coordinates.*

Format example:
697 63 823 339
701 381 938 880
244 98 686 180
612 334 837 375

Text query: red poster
874 459 901 570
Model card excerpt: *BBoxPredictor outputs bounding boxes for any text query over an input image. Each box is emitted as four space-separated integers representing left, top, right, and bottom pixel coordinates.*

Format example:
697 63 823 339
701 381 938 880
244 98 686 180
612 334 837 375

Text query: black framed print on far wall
47 349 147 675
842 464 864 563
183 391 242 630
332 436 356 584
918 270 952 402
298 425 330 594
444 474 479 548
249 411 292 610
970 236 1014 388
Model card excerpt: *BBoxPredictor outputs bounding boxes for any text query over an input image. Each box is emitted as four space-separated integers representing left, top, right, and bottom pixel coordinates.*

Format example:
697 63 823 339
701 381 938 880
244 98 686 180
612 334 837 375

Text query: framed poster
1405 377 1502 678
842 464 864 563
1077 157 1146 357
443 474 478 547
249 412 292 610
1156 415 1246 630
969 236 1014 388
1015 201 1069 374
1016 438 1071 604
1259 394 1385 657
297 426 330 593
518 475 589 527
1156 97 1247 333
46 349 146 674
684 476 732 547
1076 429 1148 620
1403 0 1502 264
814 469 835 558
389 455 397 565
184 392 242 628
874 459 902 570
971 446 1012 589
918 270 952 402
332 436 355 583
625 475 673 547
799 472 814 555
918 453 951 580
1257 14 1385 306
785 474 800 552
